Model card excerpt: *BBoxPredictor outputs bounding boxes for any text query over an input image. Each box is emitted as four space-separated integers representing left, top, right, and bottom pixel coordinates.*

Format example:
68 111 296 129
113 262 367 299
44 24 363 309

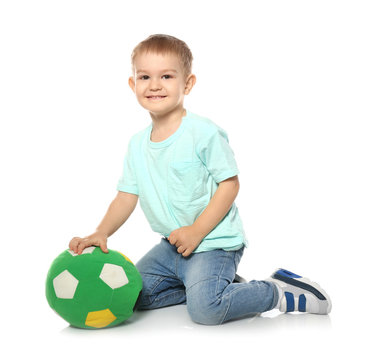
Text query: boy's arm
69 191 138 255
168 175 240 257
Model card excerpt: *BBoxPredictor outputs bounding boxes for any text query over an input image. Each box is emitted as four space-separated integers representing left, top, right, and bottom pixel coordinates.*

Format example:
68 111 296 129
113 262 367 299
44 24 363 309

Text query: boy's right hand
69 232 108 255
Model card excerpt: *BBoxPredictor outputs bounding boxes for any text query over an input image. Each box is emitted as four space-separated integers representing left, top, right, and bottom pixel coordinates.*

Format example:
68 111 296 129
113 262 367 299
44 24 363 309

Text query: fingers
69 237 83 253
182 248 192 257
179 247 192 257
175 245 193 257
176 245 184 254
100 240 109 253
69 237 92 255
168 234 176 246
76 239 91 255
169 236 190 257
168 229 194 257
69 235 108 255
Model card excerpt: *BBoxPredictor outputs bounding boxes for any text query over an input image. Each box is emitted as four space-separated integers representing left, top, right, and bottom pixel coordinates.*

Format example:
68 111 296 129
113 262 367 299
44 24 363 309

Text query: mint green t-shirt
117 111 247 252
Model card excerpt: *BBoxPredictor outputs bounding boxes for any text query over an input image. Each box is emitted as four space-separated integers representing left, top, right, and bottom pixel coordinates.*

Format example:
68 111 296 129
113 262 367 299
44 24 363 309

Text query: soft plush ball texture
46 247 142 329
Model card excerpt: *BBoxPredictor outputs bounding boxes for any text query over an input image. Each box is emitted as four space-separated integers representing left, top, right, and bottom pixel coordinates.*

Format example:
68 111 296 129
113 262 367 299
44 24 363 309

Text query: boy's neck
149 107 186 142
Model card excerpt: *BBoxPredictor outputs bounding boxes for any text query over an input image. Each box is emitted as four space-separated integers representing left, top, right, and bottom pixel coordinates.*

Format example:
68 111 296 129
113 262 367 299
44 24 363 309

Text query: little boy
69 34 331 325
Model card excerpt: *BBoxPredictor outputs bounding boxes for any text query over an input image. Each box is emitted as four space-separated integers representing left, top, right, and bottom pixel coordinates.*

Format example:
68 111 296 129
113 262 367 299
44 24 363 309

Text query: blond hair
131 34 193 77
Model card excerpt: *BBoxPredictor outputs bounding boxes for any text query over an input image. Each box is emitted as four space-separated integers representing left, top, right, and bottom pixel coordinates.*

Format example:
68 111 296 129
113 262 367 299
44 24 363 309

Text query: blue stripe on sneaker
285 292 295 312
298 294 306 312
275 269 302 279
272 272 326 300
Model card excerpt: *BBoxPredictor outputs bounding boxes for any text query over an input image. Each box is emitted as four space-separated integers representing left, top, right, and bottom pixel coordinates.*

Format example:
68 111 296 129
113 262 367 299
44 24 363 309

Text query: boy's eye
138 74 173 80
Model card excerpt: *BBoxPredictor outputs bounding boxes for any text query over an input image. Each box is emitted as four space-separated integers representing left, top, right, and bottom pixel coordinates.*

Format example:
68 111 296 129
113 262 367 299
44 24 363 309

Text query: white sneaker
267 268 332 314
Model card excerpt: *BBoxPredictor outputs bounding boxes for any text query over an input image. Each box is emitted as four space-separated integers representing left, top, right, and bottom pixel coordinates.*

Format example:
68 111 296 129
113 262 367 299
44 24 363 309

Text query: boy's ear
184 74 196 95
128 76 135 92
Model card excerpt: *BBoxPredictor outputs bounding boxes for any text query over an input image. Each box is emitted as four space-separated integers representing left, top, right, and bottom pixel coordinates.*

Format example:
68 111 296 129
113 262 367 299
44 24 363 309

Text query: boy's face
129 52 195 117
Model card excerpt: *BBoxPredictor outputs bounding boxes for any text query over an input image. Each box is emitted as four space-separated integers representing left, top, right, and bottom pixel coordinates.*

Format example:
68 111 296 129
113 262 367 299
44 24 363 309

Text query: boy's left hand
168 226 203 257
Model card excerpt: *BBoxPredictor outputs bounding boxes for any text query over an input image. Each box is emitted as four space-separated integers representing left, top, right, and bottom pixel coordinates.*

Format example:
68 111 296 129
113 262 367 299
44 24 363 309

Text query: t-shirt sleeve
197 127 239 183
116 140 139 195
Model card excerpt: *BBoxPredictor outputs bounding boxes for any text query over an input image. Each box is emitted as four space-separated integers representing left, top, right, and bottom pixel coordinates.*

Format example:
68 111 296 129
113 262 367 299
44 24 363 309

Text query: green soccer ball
45 246 142 329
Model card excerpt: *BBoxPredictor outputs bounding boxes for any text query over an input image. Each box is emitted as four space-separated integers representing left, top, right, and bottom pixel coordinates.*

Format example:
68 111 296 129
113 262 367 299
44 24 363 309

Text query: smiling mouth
146 96 167 100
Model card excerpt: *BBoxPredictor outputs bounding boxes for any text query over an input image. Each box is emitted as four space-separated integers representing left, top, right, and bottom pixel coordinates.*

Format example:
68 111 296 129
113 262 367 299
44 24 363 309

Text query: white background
1 0 367 359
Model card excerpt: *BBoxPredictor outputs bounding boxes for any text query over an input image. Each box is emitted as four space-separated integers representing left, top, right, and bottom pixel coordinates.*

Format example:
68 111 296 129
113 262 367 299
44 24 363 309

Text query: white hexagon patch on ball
99 263 129 289
68 246 96 257
53 270 79 299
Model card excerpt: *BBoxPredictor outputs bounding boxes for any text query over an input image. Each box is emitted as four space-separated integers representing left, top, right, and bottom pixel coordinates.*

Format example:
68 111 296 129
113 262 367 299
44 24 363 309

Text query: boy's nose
149 79 162 91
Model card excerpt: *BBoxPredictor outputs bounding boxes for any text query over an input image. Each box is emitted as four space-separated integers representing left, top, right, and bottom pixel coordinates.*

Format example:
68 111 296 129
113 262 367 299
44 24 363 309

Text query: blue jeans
136 238 278 325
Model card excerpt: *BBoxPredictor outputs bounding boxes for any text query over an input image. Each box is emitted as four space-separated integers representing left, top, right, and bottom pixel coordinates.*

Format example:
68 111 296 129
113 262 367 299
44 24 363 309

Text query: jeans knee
187 301 226 325
187 292 227 325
